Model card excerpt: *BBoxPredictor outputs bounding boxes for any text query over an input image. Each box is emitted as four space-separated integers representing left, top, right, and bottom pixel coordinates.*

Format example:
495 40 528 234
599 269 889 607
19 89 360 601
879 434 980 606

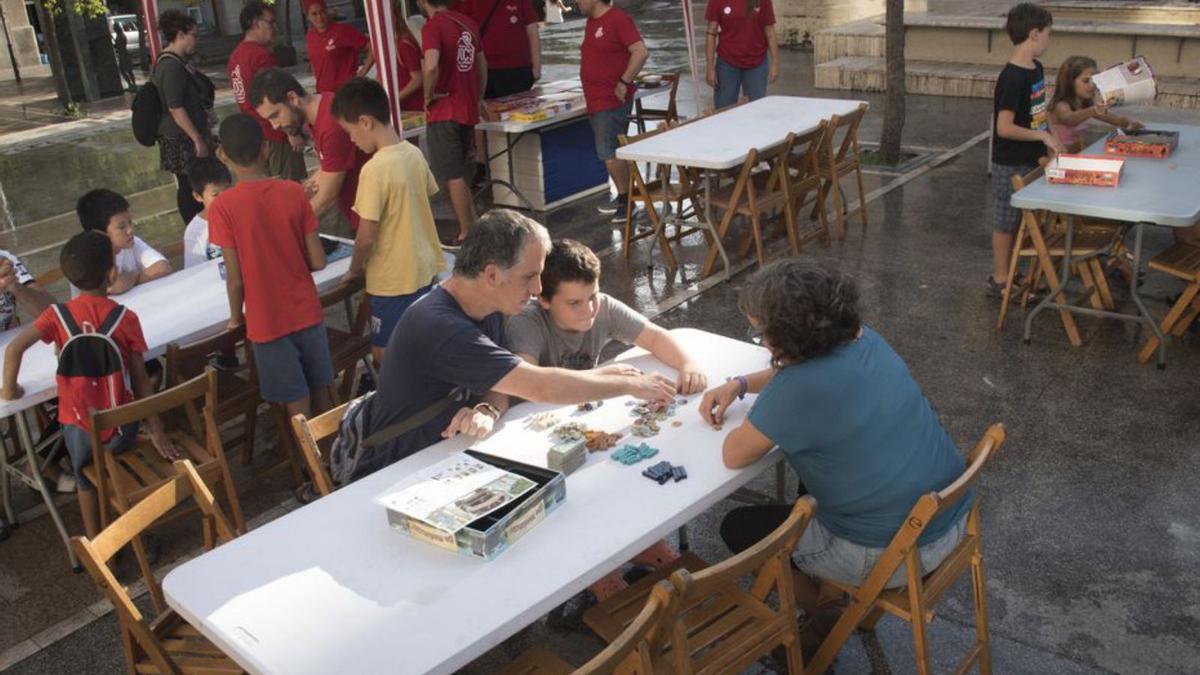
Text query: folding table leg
14 411 80 571
1024 215 1082 347
698 171 732 279
1126 224 1167 368
0 434 14 525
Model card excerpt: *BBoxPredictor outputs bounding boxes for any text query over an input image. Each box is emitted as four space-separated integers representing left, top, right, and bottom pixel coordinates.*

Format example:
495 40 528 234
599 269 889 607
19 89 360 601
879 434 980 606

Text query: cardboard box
1104 128 1179 159
1046 154 1125 187
1092 57 1157 106
384 450 566 561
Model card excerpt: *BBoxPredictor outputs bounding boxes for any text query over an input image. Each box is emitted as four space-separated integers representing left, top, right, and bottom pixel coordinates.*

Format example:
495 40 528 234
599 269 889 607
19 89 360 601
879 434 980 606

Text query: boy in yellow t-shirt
333 77 446 365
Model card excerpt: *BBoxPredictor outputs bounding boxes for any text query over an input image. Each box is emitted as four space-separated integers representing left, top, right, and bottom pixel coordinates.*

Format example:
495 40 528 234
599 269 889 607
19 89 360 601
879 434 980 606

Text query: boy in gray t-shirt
505 239 706 394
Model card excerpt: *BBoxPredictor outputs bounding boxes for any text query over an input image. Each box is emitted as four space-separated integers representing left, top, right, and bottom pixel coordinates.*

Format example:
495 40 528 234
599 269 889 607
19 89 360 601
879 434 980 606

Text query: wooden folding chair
70 459 244 675
584 551 709 643
784 120 832 255
633 72 680 133
700 133 799 278
997 164 1121 345
503 581 679 675
289 401 349 499
87 369 245 609
814 103 869 239
1138 242 1200 363
805 424 1007 675
618 123 706 271
319 280 373 405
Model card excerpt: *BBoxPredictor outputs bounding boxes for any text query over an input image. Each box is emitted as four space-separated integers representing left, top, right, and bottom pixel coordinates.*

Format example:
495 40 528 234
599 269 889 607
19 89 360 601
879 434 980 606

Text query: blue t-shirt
748 326 971 548
357 286 522 480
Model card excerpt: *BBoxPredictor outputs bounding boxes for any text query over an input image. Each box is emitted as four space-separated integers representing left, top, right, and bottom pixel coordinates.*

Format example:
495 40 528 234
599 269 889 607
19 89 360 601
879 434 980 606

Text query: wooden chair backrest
320 279 369 336
290 401 348 497
576 581 678 675
789 121 830 183
69 460 235 674
828 103 868 162
164 325 249 388
732 132 798 209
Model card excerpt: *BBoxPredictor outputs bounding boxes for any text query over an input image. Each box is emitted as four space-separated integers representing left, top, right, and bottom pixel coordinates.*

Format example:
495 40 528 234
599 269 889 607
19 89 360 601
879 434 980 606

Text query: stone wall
0 0 48 80
774 0 926 45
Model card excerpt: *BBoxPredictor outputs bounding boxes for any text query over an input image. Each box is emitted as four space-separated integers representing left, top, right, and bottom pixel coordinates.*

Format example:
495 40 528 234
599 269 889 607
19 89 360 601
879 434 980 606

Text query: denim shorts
251 323 335 403
589 100 634 161
794 513 968 589
63 421 140 490
369 282 433 348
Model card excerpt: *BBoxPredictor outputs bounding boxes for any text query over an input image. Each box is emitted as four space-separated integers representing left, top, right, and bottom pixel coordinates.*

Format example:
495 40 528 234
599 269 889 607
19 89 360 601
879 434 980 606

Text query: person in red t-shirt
2 231 177 538
578 0 647 223
704 0 777 110
230 0 307 181
305 0 375 93
419 0 487 243
250 67 368 231
460 0 541 98
209 114 334 420
392 14 425 112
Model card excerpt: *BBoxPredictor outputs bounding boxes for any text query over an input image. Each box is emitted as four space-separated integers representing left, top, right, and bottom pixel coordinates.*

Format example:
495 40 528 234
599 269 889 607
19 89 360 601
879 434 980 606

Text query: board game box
1104 129 1179 159
1045 154 1125 187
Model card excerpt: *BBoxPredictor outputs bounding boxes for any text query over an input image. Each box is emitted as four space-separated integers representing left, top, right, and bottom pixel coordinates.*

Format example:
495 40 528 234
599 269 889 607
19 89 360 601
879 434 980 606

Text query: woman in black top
153 10 214 225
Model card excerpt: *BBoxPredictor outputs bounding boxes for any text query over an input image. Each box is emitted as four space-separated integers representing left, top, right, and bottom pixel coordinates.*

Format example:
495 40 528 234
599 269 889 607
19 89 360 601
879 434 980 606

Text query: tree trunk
32 0 71 107
880 0 905 165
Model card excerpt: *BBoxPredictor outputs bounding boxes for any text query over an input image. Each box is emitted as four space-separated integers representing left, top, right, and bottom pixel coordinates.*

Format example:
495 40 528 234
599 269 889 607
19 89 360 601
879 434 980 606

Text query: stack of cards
547 438 587 474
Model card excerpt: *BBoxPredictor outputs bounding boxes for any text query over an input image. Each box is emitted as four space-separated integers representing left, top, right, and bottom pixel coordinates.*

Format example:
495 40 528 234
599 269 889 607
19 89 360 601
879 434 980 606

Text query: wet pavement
3 1 1200 673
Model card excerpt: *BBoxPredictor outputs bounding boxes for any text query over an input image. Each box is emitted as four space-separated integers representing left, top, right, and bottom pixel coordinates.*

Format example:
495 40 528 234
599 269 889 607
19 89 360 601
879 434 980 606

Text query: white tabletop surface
1010 123 1200 228
476 80 663 135
615 96 868 170
163 328 777 675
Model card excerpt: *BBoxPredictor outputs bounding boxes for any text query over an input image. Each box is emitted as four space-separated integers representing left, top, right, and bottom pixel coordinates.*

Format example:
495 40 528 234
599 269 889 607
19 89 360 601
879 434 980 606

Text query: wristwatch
474 402 501 421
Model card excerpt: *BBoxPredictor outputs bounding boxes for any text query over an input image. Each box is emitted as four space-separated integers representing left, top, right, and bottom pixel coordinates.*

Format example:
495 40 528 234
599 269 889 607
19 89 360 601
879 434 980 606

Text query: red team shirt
306 21 369 93
705 0 775 69
580 7 641 113
228 40 287 143
208 180 325 344
460 0 536 69
396 36 425 111
34 296 147 437
308 94 368 230
422 11 483 126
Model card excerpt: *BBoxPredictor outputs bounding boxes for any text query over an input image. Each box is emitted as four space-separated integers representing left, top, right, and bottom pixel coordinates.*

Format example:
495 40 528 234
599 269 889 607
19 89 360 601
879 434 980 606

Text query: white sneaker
56 473 77 493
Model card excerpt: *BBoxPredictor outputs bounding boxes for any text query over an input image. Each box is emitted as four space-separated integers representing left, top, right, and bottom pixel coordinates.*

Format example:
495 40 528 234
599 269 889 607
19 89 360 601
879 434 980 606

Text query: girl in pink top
1049 56 1143 151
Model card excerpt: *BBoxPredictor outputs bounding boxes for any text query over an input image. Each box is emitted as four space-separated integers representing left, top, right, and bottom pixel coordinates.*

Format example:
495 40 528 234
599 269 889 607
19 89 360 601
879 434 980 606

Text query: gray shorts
427 121 475 183
63 422 140 491
589 101 634 161
251 323 335 403
794 513 968 589
990 163 1036 234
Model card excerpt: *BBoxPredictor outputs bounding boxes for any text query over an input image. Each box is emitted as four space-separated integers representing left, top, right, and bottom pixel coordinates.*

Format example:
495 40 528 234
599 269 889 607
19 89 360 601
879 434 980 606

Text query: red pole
364 0 402 133
140 0 161 63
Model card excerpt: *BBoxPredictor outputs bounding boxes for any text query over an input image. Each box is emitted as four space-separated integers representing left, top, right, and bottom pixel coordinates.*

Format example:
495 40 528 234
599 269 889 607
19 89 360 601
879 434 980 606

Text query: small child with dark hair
183 157 233 268
1 231 178 538
75 188 171 295
332 77 445 365
211 113 334 420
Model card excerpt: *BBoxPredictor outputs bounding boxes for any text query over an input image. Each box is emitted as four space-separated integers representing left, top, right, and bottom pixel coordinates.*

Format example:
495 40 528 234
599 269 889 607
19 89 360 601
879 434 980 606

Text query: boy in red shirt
305 0 374 93
2 231 177 538
704 0 778 110
209 113 334 420
251 67 368 232
229 0 306 180
577 0 647 223
418 0 487 244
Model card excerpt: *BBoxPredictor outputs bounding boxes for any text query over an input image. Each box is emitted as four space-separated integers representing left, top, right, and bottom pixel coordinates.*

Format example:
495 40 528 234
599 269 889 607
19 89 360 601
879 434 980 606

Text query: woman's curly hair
737 259 861 368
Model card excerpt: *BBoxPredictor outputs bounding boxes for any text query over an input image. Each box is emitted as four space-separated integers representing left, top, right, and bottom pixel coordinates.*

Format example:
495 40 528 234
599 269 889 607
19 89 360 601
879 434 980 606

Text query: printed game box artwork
1046 154 1125 187
1104 129 1179 159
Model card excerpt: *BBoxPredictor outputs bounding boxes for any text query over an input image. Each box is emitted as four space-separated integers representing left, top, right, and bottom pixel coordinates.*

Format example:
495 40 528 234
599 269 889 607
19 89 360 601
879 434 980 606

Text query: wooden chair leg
829 173 846 240
1139 283 1200 363
1091 259 1115 310
1171 293 1200 337
907 582 933 675
1027 224 1082 346
996 224 1027 330
1021 257 1043 310
750 212 766 267
970 545 993 675
860 606 885 631
130 533 167 613
217 451 246 534
1076 261 1104 311
807 596 874 675
854 163 868 228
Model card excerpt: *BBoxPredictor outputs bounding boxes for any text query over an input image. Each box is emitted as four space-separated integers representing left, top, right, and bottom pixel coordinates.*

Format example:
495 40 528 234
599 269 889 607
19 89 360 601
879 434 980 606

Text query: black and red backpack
51 303 130 425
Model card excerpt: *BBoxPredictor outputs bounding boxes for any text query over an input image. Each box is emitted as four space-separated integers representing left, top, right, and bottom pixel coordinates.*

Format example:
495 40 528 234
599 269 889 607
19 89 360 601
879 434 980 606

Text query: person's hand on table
441 406 495 439
1 383 23 401
675 365 707 395
597 362 641 377
624 371 676 403
698 379 740 427
1041 131 1066 156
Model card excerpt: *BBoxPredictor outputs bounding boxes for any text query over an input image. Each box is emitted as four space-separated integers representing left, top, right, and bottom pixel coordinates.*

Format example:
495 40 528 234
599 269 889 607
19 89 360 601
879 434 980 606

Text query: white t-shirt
0 250 34 331
183 214 222 268
71 236 167 297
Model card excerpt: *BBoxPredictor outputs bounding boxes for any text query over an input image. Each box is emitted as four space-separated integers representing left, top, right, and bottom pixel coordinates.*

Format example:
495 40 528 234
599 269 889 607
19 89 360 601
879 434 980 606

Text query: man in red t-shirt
229 0 307 181
578 0 647 223
209 114 334 420
250 68 368 232
704 0 777 110
418 0 487 243
305 0 375 93
460 0 540 98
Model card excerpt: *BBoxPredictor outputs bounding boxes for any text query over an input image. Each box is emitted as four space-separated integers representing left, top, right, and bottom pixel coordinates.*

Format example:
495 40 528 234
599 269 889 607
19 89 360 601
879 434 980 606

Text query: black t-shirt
992 61 1049 167
356 285 522 480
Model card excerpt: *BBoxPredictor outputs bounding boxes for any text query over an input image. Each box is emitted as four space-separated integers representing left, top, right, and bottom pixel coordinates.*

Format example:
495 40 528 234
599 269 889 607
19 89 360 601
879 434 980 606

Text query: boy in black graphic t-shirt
988 3 1064 298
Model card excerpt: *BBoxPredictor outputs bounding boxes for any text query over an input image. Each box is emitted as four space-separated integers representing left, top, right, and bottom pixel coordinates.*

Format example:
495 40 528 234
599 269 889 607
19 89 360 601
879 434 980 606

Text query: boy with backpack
1 231 179 538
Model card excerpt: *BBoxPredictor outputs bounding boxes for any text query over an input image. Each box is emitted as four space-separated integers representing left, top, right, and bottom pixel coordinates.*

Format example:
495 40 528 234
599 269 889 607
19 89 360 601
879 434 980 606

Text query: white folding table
162 328 779 675
1011 123 1200 366
615 96 868 278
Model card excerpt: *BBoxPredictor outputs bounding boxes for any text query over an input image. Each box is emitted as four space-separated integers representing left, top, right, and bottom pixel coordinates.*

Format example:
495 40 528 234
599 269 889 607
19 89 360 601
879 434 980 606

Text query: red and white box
1045 154 1125 187
1104 129 1179 159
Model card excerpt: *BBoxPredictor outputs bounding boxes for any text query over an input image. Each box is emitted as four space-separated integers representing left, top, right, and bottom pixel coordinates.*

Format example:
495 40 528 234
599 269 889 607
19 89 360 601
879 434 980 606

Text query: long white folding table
162 328 779 675
0 253 354 569
1011 123 1200 366
616 96 868 278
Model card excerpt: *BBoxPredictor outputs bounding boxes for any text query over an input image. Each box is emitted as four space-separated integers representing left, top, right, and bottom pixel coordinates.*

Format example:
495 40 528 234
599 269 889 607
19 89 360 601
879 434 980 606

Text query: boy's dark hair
240 0 273 31
249 67 307 108
61 231 115 291
159 9 197 44
455 209 550 278
187 156 233 194
540 239 600 299
76 189 130 233
332 77 391 125
1005 3 1052 45
219 114 265 167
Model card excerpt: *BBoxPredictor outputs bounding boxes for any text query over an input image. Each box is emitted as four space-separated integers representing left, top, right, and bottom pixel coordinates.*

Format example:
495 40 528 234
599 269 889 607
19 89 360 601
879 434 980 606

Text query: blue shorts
589 100 634 161
251 323 336 403
370 283 434 348
63 421 140 490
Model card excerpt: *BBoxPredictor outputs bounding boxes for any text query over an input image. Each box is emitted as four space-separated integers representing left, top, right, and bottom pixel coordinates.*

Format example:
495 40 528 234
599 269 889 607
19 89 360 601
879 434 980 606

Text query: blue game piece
672 465 687 482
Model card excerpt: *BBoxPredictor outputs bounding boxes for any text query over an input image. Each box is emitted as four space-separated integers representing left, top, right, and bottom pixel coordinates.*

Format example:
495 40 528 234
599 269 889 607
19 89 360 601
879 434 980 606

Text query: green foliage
42 0 109 18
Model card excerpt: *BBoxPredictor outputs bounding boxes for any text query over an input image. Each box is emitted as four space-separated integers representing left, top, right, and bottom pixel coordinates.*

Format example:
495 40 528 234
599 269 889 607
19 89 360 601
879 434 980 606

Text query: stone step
813 18 884 64
814 56 1200 109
